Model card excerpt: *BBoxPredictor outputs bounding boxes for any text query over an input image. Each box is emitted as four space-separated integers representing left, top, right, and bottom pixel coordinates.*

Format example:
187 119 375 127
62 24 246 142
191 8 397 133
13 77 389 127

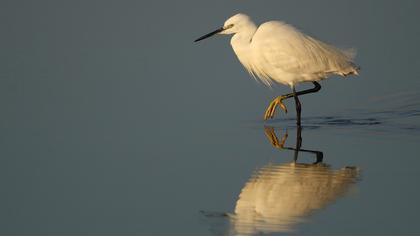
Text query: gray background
1 0 420 235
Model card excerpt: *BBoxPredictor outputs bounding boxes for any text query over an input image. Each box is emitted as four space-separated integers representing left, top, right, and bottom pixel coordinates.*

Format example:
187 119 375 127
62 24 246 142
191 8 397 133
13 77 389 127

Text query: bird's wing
251 21 355 78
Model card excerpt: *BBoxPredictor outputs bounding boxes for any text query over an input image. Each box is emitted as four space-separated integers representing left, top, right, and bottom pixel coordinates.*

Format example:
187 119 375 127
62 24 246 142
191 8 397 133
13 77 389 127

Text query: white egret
195 13 360 125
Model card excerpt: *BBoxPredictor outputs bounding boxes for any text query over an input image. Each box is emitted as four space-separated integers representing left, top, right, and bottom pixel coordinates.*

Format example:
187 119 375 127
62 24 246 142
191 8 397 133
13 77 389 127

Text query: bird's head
221 13 253 34
194 13 253 42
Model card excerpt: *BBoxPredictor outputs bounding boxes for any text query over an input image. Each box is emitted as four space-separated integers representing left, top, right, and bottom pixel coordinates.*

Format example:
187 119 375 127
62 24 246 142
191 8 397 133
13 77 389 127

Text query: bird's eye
225 24 234 29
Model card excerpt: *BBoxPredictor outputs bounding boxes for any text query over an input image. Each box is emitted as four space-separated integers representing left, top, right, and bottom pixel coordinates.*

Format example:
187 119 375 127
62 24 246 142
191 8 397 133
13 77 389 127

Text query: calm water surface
1 0 420 235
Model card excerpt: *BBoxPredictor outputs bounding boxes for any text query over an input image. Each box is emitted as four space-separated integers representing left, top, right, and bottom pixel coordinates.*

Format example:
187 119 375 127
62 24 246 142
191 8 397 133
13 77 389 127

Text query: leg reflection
264 126 323 164
203 126 359 236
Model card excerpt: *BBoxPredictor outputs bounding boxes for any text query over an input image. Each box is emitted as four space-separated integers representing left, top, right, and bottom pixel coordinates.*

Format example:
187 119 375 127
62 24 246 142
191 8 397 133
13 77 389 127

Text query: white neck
230 24 258 70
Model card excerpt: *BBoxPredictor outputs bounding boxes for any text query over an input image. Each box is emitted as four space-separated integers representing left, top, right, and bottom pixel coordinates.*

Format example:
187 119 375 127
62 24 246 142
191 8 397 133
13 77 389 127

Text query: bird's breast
231 38 253 68
230 38 271 85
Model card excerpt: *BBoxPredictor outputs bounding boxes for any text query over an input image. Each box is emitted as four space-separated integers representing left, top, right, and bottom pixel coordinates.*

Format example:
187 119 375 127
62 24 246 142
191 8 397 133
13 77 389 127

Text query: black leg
284 81 321 100
264 82 321 120
293 86 302 126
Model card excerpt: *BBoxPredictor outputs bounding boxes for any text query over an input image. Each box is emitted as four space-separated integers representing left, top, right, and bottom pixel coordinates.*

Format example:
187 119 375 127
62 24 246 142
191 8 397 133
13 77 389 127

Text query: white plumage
222 14 359 86
195 13 359 122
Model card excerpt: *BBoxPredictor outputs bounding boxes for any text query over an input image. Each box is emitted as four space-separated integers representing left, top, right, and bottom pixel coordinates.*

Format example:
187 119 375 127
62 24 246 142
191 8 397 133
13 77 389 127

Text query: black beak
194 27 225 42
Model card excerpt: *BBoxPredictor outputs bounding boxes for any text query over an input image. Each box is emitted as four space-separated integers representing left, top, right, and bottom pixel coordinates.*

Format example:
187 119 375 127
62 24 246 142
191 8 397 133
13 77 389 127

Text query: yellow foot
264 96 288 120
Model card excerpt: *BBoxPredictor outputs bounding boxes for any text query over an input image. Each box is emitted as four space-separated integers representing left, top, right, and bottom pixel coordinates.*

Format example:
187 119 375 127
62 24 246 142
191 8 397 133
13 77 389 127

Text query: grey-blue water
1 0 420 235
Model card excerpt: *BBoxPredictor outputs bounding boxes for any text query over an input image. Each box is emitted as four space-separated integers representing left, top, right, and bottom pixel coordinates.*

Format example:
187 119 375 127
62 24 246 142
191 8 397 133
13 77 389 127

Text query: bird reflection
226 126 359 236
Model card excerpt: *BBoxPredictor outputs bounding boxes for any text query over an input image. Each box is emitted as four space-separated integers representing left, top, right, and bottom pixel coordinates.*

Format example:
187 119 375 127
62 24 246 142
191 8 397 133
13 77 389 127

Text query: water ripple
204 163 360 236
264 108 420 135
261 91 420 135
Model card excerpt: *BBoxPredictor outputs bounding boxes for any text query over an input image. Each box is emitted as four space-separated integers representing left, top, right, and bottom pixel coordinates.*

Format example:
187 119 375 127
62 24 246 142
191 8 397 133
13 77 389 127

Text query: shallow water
1 0 420 235
203 127 361 236
200 104 420 236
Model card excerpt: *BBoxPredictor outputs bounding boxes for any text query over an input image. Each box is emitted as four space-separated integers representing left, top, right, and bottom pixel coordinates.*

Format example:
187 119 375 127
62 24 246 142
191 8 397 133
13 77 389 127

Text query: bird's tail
340 48 360 76
341 64 360 76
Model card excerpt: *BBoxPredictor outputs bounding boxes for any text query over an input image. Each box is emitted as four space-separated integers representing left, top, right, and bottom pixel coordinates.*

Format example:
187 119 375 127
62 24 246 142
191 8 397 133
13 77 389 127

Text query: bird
194 13 360 125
